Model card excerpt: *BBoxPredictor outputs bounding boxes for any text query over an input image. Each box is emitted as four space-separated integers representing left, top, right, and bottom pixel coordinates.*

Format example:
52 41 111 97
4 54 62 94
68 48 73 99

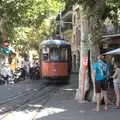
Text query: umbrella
103 48 120 55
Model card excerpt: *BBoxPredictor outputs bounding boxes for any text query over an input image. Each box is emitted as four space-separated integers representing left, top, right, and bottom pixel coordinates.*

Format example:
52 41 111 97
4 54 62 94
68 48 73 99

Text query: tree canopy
0 0 63 54
0 0 120 54
63 0 120 21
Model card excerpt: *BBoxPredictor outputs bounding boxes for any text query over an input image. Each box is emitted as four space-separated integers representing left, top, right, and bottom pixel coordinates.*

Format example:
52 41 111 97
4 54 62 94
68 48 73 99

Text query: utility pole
59 2 64 39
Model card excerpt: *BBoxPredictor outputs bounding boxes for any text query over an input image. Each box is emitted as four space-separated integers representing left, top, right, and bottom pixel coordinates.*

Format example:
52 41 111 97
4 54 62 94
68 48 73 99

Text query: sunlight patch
36 107 66 119
0 107 6 112
28 104 43 108
63 88 76 91
2 110 37 120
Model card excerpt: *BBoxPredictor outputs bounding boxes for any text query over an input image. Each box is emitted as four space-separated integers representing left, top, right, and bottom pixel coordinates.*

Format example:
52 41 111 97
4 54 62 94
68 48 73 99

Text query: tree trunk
75 6 89 101
88 0 105 102
0 14 8 42
113 8 119 33
76 0 105 102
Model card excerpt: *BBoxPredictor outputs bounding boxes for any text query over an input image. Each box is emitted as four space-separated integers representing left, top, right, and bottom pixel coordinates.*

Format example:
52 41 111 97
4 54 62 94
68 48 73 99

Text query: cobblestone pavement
0 78 60 120
0 74 120 120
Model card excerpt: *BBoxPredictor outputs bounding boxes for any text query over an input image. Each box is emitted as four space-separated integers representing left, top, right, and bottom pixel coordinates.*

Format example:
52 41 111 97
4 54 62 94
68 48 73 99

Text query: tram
40 39 72 83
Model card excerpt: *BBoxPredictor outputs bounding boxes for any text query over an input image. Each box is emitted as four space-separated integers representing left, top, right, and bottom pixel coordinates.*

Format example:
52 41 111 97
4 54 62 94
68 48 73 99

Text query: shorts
95 80 107 93
113 80 120 94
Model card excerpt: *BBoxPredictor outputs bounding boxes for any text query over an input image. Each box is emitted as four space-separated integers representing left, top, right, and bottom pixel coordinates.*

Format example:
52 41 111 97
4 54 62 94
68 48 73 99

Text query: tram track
0 84 46 105
0 84 60 120
0 81 45 103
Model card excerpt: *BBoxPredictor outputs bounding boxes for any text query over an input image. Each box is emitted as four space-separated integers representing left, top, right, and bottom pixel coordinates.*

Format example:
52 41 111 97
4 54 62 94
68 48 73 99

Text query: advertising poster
81 56 88 98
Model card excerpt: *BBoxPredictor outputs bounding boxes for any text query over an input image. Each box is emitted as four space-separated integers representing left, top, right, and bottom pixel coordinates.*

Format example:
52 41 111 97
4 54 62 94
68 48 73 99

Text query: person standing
92 55 109 112
112 64 120 108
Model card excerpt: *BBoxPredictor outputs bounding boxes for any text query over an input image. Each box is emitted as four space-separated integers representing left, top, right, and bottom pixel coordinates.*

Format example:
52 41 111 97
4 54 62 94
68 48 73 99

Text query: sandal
92 107 100 112
104 106 108 111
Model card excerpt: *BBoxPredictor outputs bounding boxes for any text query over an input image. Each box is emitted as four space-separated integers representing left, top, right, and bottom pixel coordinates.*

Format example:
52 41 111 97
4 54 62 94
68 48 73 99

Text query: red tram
40 39 72 83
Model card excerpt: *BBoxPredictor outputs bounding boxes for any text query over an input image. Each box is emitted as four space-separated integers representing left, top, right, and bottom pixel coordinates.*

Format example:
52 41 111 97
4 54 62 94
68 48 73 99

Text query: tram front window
60 48 68 61
50 48 59 61
50 47 68 61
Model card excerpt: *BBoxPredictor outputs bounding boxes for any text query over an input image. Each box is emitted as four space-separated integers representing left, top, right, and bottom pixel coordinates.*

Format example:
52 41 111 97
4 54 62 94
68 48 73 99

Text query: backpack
96 60 107 80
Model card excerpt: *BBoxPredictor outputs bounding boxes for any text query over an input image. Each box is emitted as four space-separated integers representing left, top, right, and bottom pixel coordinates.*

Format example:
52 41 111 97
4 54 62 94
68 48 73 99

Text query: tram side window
42 48 49 61
42 54 49 60
60 48 68 61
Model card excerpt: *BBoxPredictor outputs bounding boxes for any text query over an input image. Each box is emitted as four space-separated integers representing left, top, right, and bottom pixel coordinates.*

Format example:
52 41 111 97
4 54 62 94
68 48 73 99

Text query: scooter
0 74 5 85
0 74 13 84
12 67 25 83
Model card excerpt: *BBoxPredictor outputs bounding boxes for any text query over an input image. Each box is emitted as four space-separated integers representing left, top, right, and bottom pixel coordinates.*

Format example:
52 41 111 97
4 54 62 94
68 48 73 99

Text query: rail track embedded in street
0 83 60 120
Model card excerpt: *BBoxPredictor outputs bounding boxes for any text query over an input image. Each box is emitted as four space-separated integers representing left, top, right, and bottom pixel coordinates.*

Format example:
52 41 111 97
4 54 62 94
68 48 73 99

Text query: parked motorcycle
0 74 5 85
12 67 25 83
0 64 14 84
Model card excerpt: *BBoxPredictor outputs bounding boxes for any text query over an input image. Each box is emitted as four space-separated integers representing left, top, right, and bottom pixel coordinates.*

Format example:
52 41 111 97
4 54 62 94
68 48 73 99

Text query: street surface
0 74 120 120
0 78 60 120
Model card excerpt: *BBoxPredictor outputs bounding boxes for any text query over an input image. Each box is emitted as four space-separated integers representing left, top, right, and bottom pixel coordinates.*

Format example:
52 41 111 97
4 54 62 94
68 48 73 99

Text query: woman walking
112 64 120 108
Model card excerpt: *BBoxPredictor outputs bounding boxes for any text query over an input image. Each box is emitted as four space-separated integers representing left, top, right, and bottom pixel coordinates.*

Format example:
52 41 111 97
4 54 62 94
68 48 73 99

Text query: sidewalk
35 74 120 120
35 100 120 120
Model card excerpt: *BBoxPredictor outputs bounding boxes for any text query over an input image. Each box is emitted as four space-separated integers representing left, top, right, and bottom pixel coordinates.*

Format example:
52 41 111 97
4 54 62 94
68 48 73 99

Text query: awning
102 34 120 44
103 48 120 55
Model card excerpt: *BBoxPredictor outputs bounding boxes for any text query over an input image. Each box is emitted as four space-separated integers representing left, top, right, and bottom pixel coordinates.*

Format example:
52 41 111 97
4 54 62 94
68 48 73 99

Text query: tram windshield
50 48 59 61
60 48 68 61
50 47 68 61
41 47 68 61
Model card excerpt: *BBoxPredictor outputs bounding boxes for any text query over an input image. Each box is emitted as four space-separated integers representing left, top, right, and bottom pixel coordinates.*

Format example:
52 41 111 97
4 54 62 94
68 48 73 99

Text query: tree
63 0 120 101
0 0 63 55
105 0 120 33
12 0 63 53
0 0 31 42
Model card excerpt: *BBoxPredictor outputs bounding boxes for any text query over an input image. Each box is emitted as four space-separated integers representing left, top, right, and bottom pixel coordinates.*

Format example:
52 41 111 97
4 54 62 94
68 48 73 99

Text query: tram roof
40 39 70 47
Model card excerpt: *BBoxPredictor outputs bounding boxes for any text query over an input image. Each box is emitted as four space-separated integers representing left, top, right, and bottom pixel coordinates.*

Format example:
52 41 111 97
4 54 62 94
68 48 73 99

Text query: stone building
61 4 81 73
71 5 80 73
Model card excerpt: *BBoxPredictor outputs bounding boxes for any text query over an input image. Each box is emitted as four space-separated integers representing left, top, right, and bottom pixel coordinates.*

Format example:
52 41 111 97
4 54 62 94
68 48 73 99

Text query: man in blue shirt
92 55 109 112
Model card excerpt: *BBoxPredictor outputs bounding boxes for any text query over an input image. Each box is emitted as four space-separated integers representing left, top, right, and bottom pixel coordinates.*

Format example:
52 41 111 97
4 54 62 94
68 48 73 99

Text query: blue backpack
95 60 108 80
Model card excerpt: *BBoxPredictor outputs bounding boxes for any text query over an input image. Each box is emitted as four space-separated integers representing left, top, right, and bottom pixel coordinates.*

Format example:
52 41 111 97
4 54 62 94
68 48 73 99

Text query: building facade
71 5 81 73
61 4 81 73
